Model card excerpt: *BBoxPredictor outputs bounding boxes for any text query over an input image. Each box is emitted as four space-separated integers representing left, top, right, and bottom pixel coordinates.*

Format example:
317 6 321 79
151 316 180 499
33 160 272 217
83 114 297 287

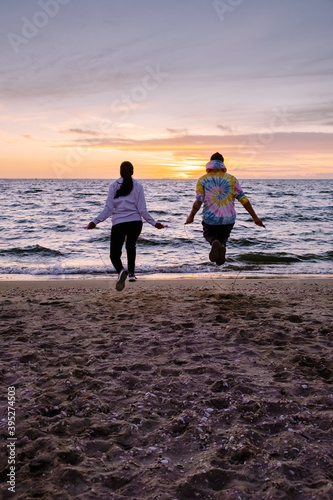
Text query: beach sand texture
0 278 332 499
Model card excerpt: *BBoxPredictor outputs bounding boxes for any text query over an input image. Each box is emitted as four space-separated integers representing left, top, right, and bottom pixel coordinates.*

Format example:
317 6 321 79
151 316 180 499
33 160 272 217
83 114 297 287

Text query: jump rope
85 223 268 292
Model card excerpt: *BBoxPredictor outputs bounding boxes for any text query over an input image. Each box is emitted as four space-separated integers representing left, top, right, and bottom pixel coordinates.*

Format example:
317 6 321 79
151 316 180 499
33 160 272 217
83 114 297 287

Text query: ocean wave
52 225 73 232
89 235 110 243
0 264 110 276
0 260 332 277
234 251 332 264
325 250 333 260
237 252 302 264
0 260 213 276
138 236 201 247
137 237 163 246
73 193 98 197
230 238 261 247
0 245 64 257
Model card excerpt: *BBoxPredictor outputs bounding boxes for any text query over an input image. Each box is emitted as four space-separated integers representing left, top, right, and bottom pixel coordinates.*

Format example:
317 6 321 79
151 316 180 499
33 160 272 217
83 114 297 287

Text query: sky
0 0 332 179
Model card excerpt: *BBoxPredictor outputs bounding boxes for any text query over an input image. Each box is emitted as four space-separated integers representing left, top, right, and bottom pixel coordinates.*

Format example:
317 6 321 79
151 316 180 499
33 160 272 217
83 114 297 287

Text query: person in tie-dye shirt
186 152 264 265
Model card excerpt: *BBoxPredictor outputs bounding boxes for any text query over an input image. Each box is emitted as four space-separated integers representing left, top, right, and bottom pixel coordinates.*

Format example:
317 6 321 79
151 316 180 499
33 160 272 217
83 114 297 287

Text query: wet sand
0 277 332 499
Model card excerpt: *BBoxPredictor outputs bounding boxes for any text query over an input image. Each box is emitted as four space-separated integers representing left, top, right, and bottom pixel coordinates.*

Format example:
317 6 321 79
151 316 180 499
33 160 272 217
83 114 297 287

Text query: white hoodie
93 178 157 227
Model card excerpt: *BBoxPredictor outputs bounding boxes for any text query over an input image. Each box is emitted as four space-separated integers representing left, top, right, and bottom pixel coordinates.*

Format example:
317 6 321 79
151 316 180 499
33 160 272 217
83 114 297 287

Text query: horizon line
1 177 333 181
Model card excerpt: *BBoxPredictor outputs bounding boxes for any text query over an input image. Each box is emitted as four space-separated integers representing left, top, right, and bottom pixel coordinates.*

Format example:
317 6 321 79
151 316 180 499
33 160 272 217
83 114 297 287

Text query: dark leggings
110 221 143 274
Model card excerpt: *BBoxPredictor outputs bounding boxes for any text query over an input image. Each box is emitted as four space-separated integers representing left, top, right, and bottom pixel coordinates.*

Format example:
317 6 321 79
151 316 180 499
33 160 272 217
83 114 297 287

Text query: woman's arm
90 184 116 226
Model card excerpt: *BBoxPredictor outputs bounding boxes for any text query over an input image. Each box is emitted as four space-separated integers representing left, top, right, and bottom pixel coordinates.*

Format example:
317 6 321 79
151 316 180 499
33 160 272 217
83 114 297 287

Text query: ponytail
114 161 134 198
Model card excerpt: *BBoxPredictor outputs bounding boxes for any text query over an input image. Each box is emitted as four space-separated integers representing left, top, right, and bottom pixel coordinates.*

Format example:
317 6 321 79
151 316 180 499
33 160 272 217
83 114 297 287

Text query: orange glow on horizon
1 135 332 179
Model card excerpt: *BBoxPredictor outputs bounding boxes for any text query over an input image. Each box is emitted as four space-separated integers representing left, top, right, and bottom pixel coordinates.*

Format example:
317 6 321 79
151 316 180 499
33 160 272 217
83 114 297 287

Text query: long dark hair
114 161 134 198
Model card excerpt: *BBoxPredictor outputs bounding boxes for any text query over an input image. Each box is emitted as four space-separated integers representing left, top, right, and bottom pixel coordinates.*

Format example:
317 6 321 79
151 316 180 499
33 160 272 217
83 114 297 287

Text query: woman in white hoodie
87 161 163 291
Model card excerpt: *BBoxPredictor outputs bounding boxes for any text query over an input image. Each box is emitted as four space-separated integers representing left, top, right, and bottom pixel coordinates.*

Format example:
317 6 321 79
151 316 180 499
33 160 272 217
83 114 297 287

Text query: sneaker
128 274 137 282
209 240 220 262
116 269 128 291
216 243 226 266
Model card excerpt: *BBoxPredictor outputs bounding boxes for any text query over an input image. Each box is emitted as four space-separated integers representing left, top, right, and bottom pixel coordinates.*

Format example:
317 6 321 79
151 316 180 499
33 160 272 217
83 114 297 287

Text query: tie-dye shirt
196 171 249 225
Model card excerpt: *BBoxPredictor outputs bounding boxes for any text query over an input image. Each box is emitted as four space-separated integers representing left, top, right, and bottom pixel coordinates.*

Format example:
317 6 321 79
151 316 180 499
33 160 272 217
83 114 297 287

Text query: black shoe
128 274 137 282
209 240 220 262
216 244 226 266
116 269 128 291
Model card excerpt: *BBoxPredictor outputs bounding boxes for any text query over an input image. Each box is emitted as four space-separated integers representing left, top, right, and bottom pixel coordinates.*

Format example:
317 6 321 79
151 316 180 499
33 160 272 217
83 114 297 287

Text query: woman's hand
155 222 164 229
87 222 96 229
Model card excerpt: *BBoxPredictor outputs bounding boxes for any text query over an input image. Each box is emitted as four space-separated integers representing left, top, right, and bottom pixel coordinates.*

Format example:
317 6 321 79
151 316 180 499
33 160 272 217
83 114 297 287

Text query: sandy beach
0 277 332 500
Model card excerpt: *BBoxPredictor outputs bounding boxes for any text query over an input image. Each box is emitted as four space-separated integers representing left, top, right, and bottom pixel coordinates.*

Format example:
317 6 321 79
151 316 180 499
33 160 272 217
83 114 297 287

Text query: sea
0 178 332 279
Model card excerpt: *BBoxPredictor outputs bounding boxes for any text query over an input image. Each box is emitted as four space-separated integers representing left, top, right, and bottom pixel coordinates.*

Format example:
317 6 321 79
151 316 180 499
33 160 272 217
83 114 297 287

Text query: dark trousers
202 221 234 246
110 221 143 274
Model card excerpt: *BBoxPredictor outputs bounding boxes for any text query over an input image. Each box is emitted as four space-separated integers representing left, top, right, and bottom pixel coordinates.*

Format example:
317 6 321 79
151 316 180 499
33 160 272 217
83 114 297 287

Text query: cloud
0 44 162 102
287 102 333 127
66 128 102 136
52 132 333 157
1 0 333 179
217 125 235 134
22 134 45 141
166 128 188 135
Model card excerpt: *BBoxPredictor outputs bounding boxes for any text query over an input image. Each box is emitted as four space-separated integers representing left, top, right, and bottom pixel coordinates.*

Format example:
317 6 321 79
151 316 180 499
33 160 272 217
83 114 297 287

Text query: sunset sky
1 0 332 179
